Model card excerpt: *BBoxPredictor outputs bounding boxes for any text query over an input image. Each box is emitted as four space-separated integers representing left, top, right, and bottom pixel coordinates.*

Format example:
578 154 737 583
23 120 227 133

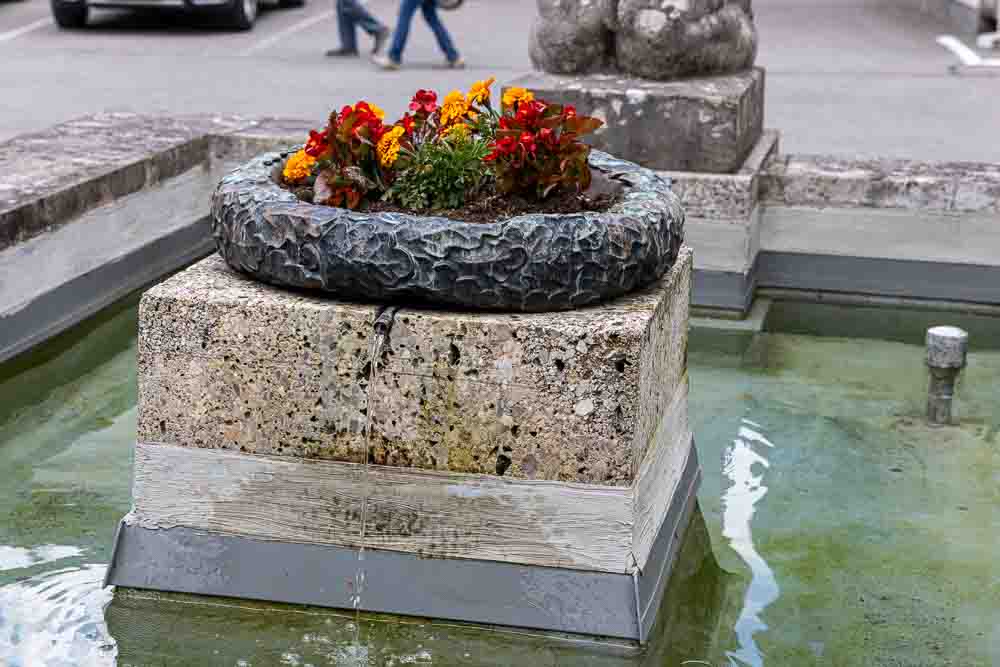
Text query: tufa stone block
137 249 692 487
510 68 764 174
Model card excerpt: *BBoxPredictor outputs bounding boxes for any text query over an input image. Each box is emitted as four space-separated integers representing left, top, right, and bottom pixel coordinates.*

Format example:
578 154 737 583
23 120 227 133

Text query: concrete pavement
0 0 997 161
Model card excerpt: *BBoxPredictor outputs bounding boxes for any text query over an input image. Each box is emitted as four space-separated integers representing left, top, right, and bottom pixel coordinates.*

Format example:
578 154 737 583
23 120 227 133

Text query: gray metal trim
694 252 1000 314
106 522 641 640
693 267 756 313
105 438 703 642
0 218 213 364
757 251 1000 305
636 440 701 640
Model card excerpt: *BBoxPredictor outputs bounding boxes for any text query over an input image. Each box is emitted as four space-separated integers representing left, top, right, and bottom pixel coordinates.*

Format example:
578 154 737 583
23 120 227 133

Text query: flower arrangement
281 78 605 215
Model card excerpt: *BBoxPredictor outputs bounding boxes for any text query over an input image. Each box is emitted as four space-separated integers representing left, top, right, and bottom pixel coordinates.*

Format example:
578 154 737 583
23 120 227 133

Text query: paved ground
0 0 998 161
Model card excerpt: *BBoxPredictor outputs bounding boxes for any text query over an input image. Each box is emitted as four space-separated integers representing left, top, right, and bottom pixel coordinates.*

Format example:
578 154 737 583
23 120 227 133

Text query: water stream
346 306 397 662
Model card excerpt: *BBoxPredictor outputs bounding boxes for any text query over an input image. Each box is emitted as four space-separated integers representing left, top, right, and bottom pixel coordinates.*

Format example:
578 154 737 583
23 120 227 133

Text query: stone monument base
510 68 764 174
106 247 701 643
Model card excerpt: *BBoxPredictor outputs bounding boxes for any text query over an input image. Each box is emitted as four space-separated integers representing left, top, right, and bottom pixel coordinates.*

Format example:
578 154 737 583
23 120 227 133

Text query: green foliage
384 132 492 211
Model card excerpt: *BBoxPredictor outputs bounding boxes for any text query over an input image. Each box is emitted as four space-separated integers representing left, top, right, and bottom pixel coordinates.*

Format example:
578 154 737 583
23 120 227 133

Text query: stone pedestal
511 68 764 174
107 247 700 643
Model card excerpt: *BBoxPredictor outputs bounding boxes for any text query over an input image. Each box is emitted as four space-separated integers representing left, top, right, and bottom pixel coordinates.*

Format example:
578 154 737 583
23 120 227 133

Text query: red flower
484 135 519 161
304 129 329 157
563 105 577 119
401 113 416 135
337 105 354 123
519 131 537 155
409 89 438 114
515 100 546 128
537 127 555 146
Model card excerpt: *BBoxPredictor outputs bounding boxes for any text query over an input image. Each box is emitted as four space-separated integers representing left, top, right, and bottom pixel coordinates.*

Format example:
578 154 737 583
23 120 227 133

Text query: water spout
926 326 968 426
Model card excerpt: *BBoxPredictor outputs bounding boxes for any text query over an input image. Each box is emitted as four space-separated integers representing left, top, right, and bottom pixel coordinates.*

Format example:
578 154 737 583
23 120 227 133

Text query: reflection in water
0 564 116 667
722 420 779 667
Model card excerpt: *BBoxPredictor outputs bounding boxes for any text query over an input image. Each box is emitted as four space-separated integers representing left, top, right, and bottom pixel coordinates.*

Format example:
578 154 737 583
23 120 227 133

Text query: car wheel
225 0 257 30
50 0 88 28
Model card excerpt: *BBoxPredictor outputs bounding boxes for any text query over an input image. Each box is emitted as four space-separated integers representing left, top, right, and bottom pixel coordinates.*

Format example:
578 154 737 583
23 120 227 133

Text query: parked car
50 0 303 31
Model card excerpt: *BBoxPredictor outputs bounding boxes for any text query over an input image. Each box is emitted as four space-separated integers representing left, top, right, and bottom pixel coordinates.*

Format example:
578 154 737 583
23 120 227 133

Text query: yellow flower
502 86 534 109
440 89 470 127
282 149 317 184
376 126 406 167
466 77 495 105
368 102 386 121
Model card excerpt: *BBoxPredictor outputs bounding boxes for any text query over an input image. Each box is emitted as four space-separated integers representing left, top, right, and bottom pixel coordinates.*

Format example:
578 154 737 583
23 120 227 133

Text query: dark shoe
325 47 360 57
446 56 465 69
372 28 390 55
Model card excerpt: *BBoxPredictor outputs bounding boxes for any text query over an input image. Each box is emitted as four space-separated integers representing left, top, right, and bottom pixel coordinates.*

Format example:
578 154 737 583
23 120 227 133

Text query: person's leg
337 0 358 53
387 0 422 63
419 0 459 63
347 0 385 37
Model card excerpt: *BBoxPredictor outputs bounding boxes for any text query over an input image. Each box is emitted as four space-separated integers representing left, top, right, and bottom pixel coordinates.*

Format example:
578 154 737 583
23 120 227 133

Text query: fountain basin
211 149 684 312
107 245 699 642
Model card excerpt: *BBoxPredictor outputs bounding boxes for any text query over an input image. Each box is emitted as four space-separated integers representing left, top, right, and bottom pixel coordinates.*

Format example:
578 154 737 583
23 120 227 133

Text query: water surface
1 302 997 665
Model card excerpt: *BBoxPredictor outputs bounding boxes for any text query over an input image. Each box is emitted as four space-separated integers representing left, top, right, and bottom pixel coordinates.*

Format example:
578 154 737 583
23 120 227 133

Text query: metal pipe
926 326 968 425
373 305 400 338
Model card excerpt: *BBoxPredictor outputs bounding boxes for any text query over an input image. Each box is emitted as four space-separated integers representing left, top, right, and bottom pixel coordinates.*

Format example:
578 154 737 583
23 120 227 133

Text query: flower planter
107 84 700 646
211 149 684 311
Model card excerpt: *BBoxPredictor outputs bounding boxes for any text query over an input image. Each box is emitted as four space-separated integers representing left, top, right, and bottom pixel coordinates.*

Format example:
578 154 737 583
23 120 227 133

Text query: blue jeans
338 0 385 53
388 0 459 63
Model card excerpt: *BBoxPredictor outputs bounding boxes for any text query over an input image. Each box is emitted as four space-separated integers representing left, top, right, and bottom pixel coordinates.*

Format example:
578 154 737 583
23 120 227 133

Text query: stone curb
760 153 1000 213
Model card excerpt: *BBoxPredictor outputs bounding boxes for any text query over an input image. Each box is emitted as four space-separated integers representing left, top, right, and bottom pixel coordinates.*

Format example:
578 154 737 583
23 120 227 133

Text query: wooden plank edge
132 441 634 574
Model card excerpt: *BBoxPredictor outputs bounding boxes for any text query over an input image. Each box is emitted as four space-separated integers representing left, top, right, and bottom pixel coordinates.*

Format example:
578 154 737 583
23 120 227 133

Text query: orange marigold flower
466 77 495 105
501 86 534 109
440 90 470 127
282 149 317 183
376 125 406 167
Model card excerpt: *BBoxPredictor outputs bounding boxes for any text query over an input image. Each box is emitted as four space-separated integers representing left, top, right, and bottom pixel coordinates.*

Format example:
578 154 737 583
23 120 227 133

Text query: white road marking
0 17 54 44
240 9 333 56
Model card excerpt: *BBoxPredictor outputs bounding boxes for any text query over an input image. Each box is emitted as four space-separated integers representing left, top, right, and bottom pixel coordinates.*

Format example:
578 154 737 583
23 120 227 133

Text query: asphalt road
0 0 998 161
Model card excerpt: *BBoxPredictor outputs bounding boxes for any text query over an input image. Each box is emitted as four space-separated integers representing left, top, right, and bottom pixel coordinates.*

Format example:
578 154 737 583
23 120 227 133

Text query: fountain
104 120 702 642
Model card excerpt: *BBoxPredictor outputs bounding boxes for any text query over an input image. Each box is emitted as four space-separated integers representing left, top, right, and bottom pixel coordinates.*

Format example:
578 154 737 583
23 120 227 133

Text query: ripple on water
0 564 117 667
0 545 83 573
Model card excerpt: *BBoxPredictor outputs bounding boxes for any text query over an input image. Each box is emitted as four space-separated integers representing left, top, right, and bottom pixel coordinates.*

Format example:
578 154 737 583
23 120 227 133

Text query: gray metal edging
0 218 214 364
692 268 756 314
106 521 641 641
636 440 702 640
695 252 1000 315
105 438 703 642
757 252 1000 305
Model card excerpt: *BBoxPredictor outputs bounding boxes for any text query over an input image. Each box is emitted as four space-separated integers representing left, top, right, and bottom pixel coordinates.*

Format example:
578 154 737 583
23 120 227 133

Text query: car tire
225 0 257 30
51 0 88 28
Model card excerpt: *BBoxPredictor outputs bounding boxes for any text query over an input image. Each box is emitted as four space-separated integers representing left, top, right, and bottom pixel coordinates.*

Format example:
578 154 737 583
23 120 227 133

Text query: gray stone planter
211 149 684 311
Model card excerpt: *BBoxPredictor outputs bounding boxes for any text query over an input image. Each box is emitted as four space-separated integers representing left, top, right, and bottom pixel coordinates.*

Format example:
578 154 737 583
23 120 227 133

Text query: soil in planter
363 188 621 224
283 172 624 224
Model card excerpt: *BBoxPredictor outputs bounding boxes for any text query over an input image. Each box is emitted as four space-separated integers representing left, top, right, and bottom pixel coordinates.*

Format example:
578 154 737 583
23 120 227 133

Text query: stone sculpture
530 0 757 80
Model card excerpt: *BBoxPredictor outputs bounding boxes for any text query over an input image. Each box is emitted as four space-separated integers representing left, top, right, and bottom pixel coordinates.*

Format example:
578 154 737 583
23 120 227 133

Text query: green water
0 302 997 666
